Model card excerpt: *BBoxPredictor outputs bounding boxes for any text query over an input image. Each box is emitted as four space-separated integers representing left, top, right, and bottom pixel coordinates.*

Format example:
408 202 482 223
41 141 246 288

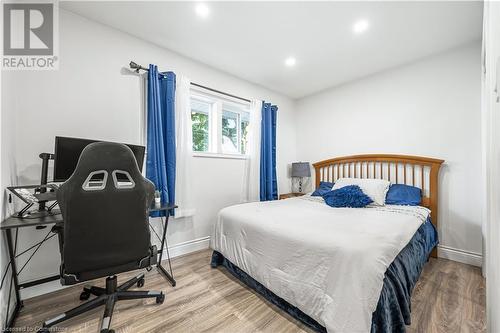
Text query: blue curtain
146 64 176 216
260 102 278 201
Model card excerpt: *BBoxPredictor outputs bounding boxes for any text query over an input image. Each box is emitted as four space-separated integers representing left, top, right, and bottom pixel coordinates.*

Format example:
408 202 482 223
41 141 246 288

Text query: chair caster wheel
80 291 91 300
137 278 145 288
156 293 165 304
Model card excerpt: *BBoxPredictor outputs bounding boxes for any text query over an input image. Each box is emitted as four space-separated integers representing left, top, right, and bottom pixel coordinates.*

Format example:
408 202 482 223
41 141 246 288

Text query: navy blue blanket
211 218 438 333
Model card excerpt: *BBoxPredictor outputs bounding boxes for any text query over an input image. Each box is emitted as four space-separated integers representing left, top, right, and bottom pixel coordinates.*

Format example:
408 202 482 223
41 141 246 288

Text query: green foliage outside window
191 98 250 154
191 112 209 151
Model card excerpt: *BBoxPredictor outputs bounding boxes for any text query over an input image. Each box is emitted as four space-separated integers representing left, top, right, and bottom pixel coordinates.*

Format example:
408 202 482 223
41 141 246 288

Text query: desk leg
4 228 22 329
157 215 176 287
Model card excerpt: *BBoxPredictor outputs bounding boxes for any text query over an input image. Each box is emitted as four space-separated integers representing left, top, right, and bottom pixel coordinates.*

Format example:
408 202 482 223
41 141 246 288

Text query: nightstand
279 193 306 200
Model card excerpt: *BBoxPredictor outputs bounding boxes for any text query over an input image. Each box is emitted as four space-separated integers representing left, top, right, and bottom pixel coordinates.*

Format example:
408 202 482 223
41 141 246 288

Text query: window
191 90 250 157
191 98 211 152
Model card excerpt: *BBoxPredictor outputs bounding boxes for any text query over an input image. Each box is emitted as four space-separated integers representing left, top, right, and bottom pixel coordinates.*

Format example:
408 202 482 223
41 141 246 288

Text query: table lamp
291 162 311 193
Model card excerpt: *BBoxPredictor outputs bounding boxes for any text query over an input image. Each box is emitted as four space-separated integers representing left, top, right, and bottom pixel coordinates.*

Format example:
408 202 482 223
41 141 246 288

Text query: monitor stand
38 152 55 211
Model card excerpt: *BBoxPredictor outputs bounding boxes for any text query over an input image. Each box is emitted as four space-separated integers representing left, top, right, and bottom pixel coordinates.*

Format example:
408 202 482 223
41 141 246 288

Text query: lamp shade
291 162 311 177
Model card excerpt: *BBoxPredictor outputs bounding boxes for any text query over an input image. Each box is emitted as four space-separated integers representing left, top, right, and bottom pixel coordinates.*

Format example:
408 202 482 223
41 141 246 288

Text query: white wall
482 1 500 331
1 65 18 328
0 6 483 307
0 9 297 295
295 42 482 264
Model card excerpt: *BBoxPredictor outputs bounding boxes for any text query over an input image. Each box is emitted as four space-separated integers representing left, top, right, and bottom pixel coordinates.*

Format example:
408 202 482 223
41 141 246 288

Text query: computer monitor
53 136 146 182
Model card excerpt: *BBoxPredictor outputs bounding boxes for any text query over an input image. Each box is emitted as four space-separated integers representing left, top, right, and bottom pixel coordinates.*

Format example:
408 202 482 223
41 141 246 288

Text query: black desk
0 203 176 329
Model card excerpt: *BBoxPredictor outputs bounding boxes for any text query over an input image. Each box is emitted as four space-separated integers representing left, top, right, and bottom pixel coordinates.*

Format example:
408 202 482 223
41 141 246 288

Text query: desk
0 203 176 329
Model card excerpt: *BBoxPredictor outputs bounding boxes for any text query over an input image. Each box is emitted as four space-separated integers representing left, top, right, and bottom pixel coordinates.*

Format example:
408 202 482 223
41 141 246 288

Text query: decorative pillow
322 185 373 208
385 184 422 206
311 181 334 197
331 178 390 206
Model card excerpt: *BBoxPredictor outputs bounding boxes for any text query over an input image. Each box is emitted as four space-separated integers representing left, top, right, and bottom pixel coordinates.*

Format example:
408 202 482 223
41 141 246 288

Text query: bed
211 154 444 333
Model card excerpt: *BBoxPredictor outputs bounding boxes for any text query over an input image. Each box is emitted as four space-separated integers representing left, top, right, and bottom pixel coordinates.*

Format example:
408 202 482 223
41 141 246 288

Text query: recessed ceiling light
195 3 210 18
353 19 369 34
284 57 296 67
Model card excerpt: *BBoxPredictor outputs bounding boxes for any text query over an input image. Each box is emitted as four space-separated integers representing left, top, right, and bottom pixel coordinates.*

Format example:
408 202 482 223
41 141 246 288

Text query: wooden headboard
313 154 444 256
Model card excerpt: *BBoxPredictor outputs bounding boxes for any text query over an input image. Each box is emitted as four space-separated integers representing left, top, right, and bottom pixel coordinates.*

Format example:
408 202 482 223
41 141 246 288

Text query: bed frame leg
430 247 437 258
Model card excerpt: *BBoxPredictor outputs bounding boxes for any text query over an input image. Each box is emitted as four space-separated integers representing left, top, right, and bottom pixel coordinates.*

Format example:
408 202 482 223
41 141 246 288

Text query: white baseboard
160 236 210 259
21 281 70 300
21 236 211 300
437 245 483 267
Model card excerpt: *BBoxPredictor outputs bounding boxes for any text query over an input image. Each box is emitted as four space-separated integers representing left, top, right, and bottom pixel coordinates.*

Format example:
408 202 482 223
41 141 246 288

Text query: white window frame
190 86 251 159
191 94 215 153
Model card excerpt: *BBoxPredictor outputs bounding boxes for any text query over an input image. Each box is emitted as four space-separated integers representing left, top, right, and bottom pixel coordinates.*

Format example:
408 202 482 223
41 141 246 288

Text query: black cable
15 232 55 258
0 230 18 290
0 261 12 290
5 274 13 327
16 230 54 276
5 230 19 327
0 230 55 290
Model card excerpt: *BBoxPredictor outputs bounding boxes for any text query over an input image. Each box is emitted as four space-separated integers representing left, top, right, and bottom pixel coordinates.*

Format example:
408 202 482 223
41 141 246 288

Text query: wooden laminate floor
14 250 485 333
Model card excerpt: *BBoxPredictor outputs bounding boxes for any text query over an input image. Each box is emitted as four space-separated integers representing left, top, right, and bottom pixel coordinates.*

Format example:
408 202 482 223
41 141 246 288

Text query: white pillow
331 178 390 206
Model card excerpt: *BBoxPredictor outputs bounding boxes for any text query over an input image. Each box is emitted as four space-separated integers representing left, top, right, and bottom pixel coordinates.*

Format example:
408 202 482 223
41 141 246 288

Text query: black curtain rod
129 61 252 103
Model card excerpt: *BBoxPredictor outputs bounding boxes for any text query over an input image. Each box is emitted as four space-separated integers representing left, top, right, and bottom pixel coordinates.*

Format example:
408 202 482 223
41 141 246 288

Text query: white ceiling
61 1 483 99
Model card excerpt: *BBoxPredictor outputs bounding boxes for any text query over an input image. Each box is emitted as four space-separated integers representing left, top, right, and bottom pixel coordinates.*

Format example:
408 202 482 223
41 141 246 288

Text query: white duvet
211 196 430 333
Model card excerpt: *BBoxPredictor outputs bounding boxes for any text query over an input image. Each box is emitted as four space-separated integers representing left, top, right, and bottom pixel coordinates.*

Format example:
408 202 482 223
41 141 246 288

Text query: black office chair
39 142 164 333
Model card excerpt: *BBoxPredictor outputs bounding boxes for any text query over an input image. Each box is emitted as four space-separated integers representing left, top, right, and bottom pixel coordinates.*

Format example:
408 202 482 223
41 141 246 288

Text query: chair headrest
68 142 142 185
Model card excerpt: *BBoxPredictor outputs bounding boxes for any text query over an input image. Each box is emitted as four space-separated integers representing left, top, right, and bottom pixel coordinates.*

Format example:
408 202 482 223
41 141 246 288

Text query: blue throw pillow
322 185 373 208
311 181 334 197
385 184 421 206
